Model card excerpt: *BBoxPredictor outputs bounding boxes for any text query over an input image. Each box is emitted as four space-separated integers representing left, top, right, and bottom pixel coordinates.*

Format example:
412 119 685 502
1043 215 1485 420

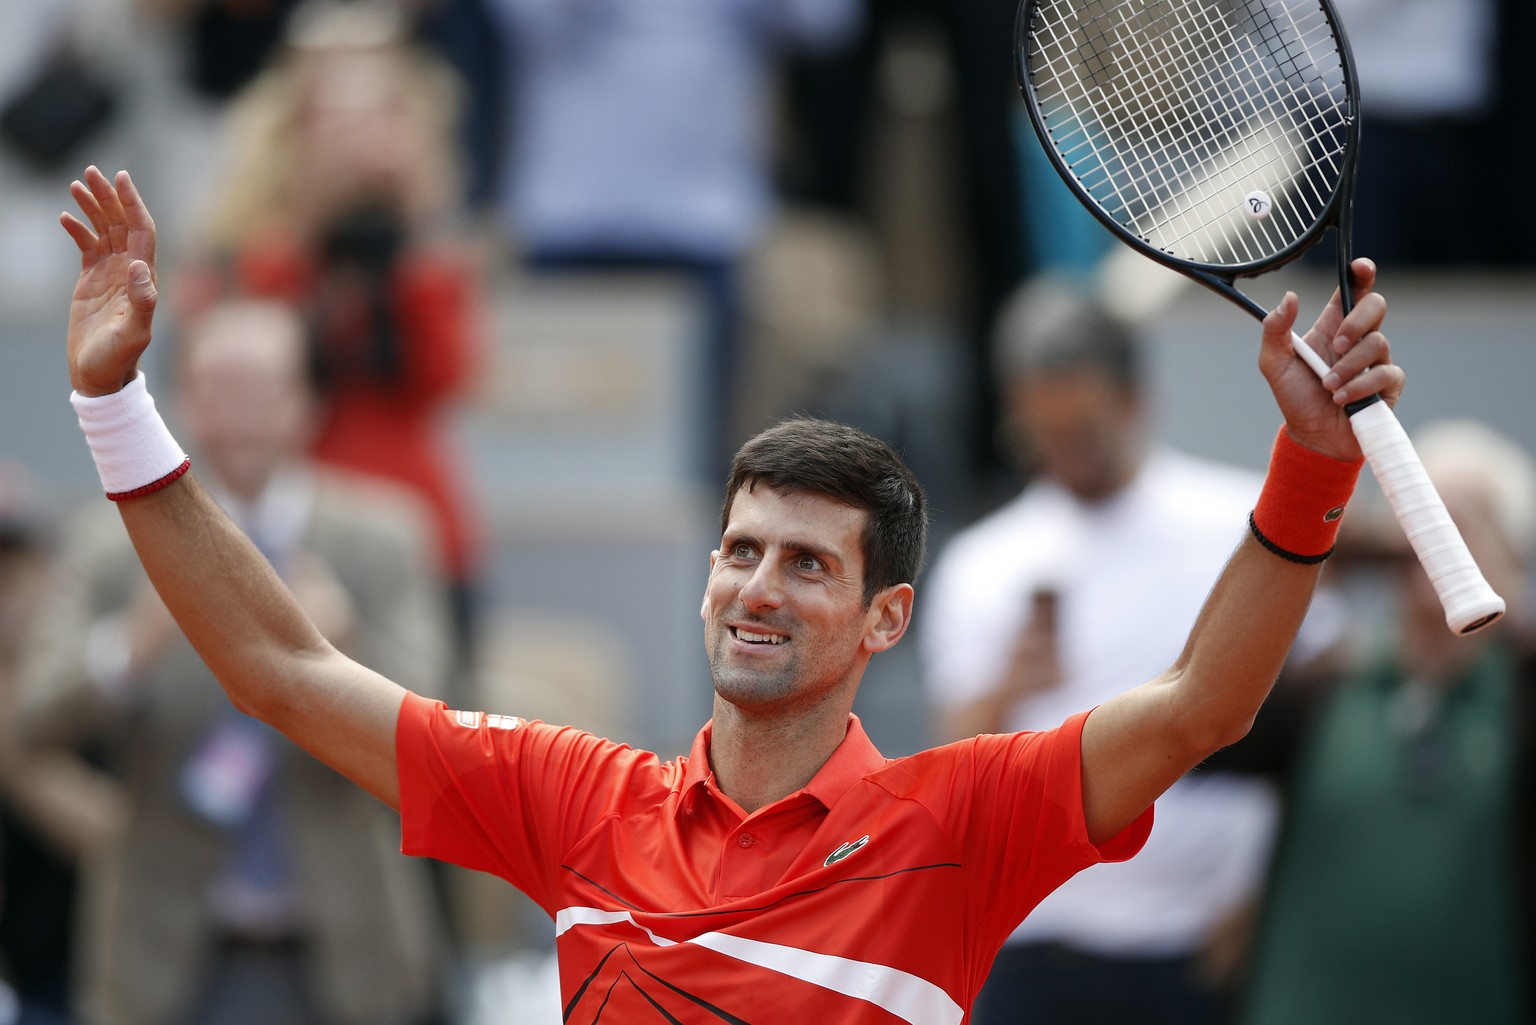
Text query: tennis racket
1015 0 1504 635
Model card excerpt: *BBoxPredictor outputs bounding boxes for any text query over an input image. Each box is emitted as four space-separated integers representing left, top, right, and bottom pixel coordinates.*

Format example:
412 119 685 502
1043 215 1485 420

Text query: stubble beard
706 633 798 713
706 618 802 711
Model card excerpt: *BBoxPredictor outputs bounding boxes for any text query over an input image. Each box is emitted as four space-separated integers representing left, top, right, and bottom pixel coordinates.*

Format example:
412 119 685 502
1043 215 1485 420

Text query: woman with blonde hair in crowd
182 0 489 694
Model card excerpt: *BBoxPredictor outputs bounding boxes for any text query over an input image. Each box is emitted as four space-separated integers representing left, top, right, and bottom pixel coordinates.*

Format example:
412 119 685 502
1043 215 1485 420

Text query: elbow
223 683 265 721
212 639 333 728
1203 710 1257 755
1164 671 1264 761
1173 714 1253 767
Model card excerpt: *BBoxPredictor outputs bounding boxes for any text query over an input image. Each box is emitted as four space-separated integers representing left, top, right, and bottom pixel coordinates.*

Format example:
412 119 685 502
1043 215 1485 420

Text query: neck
707 696 853 814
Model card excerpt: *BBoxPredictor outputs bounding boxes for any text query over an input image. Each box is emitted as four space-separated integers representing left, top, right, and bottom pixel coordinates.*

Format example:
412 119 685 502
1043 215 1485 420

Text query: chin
710 665 795 711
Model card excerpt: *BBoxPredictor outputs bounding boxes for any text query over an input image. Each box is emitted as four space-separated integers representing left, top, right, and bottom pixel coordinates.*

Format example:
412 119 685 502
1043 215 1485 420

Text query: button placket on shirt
721 825 772 898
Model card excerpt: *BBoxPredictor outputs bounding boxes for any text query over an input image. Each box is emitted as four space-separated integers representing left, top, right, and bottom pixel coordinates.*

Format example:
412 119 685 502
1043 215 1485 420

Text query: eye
730 542 758 560
794 554 823 573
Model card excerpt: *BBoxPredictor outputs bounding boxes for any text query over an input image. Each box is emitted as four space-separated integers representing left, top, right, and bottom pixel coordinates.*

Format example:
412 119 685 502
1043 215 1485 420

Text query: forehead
723 486 867 554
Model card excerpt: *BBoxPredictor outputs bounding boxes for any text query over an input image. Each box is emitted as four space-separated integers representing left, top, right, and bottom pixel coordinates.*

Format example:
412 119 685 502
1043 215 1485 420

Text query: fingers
74 168 115 241
85 166 127 227
114 170 153 228
1324 331 1404 408
1346 257 1377 300
114 169 158 270
1305 257 1380 346
127 260 158 318
1319 289 1387 386
1265 258 1404 413
69 167 148 256
59 211 98 255
1318 291 1403 407
1260 291 1301 367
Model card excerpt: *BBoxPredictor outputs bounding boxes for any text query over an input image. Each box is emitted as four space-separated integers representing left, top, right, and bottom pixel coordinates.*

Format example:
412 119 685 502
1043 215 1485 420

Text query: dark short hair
721 417 928 605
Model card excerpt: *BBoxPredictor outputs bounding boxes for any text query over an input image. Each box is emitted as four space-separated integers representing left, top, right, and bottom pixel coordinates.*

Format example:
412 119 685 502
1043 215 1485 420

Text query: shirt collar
678 714 887 814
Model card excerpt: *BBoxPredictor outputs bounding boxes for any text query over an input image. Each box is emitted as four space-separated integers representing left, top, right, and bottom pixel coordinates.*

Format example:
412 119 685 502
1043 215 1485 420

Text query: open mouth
731 627 788 646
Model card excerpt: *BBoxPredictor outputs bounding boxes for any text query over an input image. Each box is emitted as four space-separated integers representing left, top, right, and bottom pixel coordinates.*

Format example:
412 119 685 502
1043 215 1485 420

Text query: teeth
737 629 786 645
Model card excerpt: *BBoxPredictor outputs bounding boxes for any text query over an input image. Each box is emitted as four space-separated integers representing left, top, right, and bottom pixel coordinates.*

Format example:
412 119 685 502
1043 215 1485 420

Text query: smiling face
702 485 912 718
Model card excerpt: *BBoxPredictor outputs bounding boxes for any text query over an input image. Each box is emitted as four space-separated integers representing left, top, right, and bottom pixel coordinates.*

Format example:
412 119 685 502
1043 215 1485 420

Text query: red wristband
1250 426 1364 562
106 458 192 502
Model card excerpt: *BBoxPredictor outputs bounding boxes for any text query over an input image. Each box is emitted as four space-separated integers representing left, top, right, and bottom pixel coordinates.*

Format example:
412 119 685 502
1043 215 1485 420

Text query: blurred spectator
779 0 1032 508
481 0 862 480
0 465 79 1025
184 0 490 689
12 299 453 1025
1238 420 1536 1025
919 277 1299 1025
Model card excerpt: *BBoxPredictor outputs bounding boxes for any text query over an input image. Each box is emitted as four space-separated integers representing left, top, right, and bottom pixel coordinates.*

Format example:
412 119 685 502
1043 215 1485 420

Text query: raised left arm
1079 260 1403 844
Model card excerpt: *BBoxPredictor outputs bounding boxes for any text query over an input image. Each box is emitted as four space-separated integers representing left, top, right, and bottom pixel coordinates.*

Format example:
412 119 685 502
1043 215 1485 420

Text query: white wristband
71 372 190 500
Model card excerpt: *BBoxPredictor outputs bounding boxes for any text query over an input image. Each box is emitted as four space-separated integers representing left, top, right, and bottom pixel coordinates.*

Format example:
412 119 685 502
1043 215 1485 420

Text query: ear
862 583 915 654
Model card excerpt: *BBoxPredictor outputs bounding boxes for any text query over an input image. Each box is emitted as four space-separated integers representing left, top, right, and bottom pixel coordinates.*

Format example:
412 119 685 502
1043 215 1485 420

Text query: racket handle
1348 400 1506 634
1288 330 1504 634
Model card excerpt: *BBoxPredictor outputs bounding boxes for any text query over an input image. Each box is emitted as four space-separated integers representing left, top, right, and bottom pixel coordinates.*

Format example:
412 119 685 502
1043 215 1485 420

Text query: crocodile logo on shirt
824 835 870 866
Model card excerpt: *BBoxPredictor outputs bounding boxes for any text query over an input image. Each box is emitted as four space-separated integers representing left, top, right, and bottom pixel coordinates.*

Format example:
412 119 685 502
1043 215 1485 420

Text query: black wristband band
1248 511 1334 565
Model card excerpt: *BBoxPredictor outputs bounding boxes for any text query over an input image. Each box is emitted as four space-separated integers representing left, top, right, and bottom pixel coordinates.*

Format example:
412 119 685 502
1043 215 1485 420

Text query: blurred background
0 0 1532 1022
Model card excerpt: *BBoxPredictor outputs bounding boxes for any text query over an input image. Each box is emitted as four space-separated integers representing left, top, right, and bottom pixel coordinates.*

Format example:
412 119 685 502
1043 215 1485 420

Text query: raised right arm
60 167 407 808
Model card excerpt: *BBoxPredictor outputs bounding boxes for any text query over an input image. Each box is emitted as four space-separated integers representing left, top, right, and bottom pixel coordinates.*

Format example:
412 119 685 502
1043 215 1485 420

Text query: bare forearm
1081 533 1324 844
116 473 331 717
114 473 408 806
1165 534 1322 753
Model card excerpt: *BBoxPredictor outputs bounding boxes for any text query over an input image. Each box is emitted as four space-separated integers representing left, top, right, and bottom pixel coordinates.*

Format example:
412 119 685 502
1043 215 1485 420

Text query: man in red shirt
57 166 1403 1023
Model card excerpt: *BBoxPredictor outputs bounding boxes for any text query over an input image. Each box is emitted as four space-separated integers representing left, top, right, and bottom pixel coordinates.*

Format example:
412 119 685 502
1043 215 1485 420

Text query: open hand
1259 258 1406 462
59 167 159 397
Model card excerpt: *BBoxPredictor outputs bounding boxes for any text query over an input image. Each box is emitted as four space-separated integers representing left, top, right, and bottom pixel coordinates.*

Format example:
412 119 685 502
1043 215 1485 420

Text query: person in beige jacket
13 297 453 1025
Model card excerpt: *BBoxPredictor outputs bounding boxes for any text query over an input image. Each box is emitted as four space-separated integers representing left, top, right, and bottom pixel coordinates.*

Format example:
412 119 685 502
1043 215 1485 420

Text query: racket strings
1048 1 1342 261
1052 0 1326 244
1038 0 1313 223
1027 0 1352 268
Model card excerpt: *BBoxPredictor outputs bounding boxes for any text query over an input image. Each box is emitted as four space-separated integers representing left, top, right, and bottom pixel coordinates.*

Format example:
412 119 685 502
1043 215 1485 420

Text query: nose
737 560 784 612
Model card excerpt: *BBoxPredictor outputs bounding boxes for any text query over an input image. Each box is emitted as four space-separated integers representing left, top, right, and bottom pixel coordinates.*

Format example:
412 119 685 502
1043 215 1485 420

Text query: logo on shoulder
454 710 484 730
824 835 870 866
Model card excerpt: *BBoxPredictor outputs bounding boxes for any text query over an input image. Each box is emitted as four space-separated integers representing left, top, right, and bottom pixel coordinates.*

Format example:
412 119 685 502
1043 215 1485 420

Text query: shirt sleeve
951 709 1154 936
395 691 653 914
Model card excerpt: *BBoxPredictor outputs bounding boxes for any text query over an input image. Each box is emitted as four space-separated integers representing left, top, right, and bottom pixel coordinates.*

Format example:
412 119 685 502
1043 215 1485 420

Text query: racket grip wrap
71 372 191 501
1251 426 1363 562
1348 401 1506 634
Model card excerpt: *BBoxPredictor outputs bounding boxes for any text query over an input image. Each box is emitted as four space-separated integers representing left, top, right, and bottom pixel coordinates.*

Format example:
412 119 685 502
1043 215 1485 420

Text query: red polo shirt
397 692 1150 1024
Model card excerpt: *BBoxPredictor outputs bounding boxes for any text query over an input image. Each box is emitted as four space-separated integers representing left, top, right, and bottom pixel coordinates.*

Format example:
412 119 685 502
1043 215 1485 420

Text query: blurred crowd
0 0 1534 1023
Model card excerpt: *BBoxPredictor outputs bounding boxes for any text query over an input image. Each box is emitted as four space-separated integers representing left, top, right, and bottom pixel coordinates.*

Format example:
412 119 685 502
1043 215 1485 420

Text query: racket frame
1015 0 1364 317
